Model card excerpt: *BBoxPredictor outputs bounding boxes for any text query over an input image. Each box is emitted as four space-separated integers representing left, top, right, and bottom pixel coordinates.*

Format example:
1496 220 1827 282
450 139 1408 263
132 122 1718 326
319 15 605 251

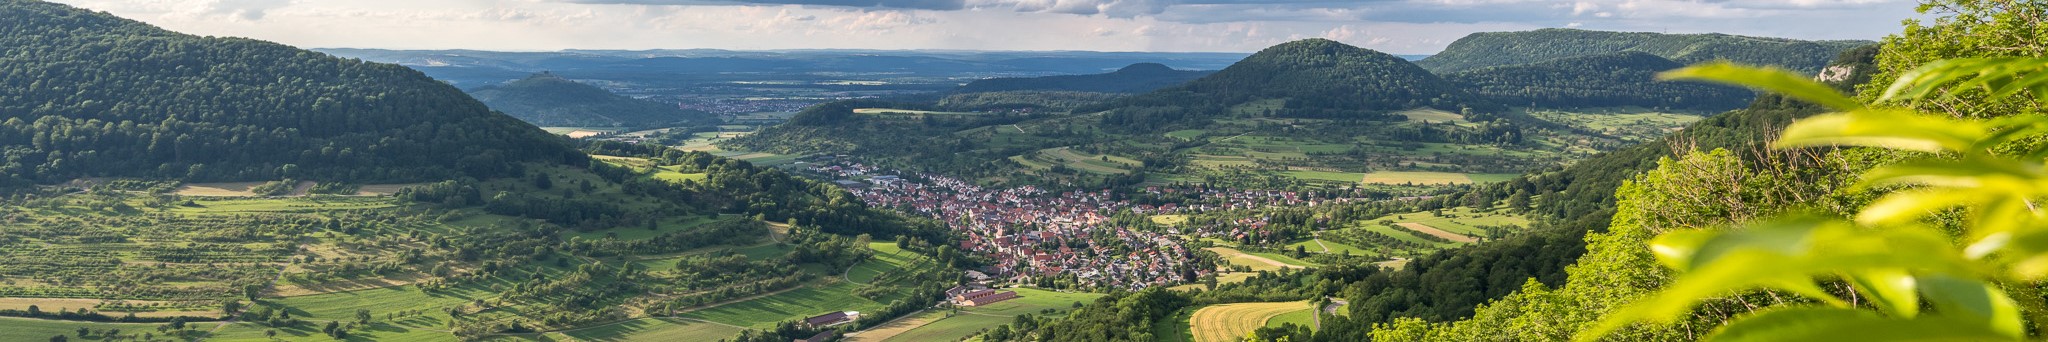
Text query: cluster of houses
811 161 1205 289
809 160 1386 291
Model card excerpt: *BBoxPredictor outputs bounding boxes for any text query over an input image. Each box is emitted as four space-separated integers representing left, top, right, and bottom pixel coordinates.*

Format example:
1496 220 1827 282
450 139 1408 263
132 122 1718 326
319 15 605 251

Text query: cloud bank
49 0 1918 53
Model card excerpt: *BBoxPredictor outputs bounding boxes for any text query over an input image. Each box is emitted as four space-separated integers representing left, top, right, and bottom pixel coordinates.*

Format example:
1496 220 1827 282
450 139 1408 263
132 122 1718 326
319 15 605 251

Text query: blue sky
51 0 1922 54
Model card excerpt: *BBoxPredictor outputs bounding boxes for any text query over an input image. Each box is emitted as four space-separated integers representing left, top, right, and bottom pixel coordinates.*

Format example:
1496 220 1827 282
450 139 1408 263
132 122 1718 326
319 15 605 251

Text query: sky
49 0 1923 54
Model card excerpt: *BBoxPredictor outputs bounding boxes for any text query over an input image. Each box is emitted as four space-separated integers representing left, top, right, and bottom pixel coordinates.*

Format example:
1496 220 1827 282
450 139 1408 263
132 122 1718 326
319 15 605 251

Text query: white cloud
45 0 1920 54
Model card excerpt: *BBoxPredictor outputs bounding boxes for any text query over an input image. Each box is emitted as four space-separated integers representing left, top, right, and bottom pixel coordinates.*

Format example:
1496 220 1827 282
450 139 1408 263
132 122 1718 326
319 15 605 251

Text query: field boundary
1395 222 1476 243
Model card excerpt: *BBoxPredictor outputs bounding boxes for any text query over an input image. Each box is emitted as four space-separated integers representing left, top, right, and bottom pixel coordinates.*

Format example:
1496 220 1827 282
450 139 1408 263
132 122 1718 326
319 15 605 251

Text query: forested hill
469 73 714 127
0 0 580 187
1445 52 1756 111
952 63 1213 94
1090 38 1482 127
1417 28 1871 74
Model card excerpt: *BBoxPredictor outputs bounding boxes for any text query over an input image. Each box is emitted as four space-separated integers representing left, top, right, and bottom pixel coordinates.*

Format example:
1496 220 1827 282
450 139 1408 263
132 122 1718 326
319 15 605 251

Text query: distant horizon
312 28 1876 56
50 0 1916 55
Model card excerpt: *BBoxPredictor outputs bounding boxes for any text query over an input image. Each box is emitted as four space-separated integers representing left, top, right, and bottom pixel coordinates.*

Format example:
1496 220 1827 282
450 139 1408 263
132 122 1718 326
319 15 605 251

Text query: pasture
1396 108 1469 124
854 108 985 116
1150 214 1190 226
1206 247 1311 271
1014 147 1143 174
1368 207 1531 238
867 288 1100 342
1360 171 1477 185
1525 109 1704 142
677 280 893 329
0 317 219 342
555 317 747 342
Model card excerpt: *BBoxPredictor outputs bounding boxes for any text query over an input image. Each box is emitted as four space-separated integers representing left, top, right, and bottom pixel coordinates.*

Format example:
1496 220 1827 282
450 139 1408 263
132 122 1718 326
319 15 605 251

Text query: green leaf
1919 275 2025 338
1704 307 2016 342
1857 157 2043 189
1774 109 1989 153
1998 229 2048 279
1580 219 1977 342
1883 57 2048 105
1843 269 1918 318
1853 188 1981 227
1660 62 1863 111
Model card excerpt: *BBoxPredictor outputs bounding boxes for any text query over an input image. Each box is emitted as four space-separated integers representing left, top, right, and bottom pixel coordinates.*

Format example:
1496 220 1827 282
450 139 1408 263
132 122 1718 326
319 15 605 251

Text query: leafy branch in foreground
1577 58 2048 341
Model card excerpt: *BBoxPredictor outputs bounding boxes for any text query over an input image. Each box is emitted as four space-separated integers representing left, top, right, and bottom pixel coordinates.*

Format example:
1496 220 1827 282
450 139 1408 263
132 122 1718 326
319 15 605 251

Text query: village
806 160 1358 290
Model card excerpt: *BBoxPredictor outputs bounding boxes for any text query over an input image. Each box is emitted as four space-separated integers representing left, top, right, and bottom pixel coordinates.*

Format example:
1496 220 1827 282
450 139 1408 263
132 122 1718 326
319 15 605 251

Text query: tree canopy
0 0 581 187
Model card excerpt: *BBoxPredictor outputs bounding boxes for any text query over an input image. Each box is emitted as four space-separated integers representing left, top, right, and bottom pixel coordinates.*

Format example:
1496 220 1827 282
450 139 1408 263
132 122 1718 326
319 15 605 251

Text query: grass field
268 279 501 321
570 215 721 241
539 127 626 139
1024 147 1142 174
1206 247 1310 271
1266 306 1318 330
1360 171 1475 185
1368 207 1531 237
1396 108 1468 124
652 166 709 183
1169 272 1258 291
1397 222 1476 243
678 280 892 329
1150 214 1189 226
1277 170 1362 183
874 288 1101 342
847 242 923 284
0 317 219 342
854 108 984 116
881 312 1009 342
1189 301 1312 342
1166 129 1208 140
1525 109 1704 142
557 317 747 342
1286 238 1372 256
845 309 946 341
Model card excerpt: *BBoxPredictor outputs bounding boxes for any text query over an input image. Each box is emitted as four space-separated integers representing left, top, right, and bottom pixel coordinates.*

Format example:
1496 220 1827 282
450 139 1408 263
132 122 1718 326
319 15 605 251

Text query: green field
1150 214 1190 226
1396 108 1469 124
0 317 219 342
854 108 985 116
1019 147 1143 174
556 317 746 342
571 215 722 241
269 280 501 321
652 166 709 183
1282 170 1366 183
1525 109 1705 142
878 288 1102 342
882 311 1010 342
1266 306 1318 330
1367 207 1531 237
1287 238 1373 256
679 280 893 329
1360 171 1476 185
847 242 924 284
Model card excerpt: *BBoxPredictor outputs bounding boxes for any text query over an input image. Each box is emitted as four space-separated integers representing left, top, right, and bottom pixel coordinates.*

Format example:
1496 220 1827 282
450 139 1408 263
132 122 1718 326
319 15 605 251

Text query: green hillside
0 0 578 187
1417 28 1870 74
729 40 1580 192
1445 52 1757 111
954 63 1212 94
1094 38 1485 129
468 73 714 127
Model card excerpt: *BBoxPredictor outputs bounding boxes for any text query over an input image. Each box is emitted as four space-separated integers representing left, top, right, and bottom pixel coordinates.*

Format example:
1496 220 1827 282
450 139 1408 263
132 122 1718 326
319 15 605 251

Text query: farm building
803 311 860 328
951 289 1020 306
